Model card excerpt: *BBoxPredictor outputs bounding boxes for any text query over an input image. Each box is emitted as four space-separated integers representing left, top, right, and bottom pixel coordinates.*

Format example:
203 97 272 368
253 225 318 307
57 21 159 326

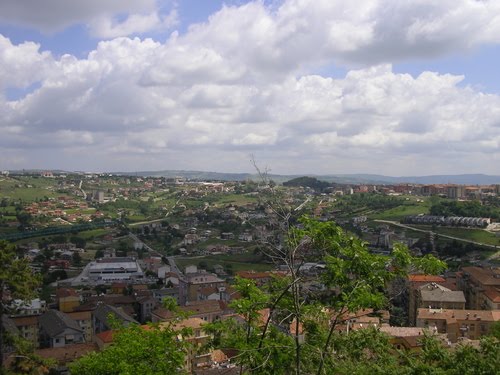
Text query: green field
369 197 431 221
213 194 258 206
433 227 500 246
0 177 70 202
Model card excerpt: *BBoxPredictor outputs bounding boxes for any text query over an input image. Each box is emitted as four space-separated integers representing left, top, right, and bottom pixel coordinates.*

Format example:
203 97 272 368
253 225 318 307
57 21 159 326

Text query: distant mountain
319 174 500 185
7 169 500 185
124 171 499 185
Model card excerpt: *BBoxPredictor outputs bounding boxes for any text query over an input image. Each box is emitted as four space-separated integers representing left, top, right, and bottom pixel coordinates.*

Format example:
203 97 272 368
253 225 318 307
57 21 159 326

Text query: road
128 232 184 278
374 220 499 250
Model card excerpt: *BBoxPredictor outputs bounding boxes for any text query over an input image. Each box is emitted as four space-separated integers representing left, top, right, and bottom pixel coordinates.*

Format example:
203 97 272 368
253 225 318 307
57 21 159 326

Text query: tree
69 236 86 249
5 336 55 375
206 216 446 375
72 252 82 267
70 317 190 375
0 241 41 372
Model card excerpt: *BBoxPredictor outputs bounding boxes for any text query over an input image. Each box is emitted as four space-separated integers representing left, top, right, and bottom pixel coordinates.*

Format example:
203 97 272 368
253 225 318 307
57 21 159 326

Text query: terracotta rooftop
35 343 98 363
417 308 500 323
461 267 500 286
95 330 114 343
483 287 500 303
408 275 446 283
379 326 427 337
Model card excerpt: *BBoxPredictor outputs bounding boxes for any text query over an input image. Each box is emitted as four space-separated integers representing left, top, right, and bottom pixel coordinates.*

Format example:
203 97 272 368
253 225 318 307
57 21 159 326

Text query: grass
433 227 500 246
383 222 500 247
78 229 110 240
213 194 258 206
368 197 431 221
0 177 71 202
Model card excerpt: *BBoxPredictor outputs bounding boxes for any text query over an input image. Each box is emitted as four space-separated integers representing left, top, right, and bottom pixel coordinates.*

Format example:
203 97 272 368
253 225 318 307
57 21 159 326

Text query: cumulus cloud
0 35 54 89
1 0 500 174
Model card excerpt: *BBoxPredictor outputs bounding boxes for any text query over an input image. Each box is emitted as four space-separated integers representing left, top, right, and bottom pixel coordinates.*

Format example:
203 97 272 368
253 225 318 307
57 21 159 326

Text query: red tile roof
408 275 446 283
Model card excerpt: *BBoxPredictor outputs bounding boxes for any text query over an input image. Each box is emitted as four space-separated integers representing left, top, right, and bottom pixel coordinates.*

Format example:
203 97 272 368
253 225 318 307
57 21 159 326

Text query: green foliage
334 193 404 214
0 240 42 370
6 336 56 374
206 217 446 375
206 277 295 375
70 323 188 375
283 176 331 191
70 235 86 248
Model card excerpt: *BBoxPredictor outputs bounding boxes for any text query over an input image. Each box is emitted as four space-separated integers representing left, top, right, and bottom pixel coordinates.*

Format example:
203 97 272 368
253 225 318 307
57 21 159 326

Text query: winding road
374 220 499 250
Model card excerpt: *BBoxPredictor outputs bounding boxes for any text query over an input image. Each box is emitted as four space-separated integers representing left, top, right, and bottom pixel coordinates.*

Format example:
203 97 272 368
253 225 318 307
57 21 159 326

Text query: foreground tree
70 320 190 375
207 217 446 374
0 241 41 373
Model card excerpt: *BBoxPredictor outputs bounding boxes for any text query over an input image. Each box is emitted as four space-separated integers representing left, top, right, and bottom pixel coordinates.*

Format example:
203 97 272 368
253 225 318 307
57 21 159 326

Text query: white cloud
1 1 500 174
0 35 54 89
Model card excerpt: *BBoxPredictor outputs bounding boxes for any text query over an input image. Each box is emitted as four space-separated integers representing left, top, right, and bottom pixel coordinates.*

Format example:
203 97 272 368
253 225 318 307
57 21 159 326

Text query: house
153 287 180 305
178 271 226 304
93 304 138 334
35 343 98 370
38 310 85 348
152 300 230 323
378 326 431 351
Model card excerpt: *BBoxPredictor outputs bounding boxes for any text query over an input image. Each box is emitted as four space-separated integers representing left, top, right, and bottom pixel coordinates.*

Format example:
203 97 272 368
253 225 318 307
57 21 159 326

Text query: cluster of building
406 266 500 342
24 197 104 224
4 261 242 373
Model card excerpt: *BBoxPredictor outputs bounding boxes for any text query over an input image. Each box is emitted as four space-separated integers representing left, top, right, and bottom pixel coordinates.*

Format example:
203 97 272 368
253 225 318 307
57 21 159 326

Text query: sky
0 0 499 176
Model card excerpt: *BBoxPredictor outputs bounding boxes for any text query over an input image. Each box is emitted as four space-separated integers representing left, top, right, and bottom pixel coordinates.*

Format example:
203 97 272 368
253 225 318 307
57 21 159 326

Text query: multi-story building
56 288 81 313
67 311 93 342
447 185 466 199
178 270 225 305
417 308 500 342
11 316 40 348
458 267 500 310
407 275 447 325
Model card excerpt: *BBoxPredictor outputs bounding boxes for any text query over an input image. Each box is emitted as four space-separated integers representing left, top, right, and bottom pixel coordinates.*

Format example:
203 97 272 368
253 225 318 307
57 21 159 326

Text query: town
0 170 499 374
